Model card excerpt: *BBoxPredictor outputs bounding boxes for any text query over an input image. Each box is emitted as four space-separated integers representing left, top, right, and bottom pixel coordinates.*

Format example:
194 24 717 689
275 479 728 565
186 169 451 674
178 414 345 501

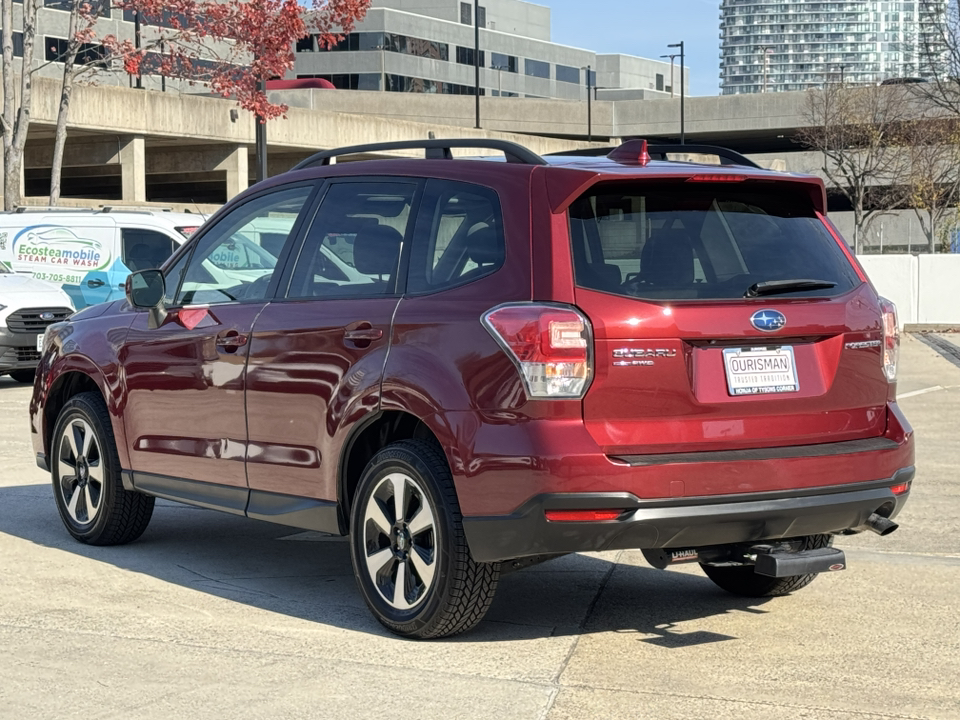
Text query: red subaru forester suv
30 139 914 638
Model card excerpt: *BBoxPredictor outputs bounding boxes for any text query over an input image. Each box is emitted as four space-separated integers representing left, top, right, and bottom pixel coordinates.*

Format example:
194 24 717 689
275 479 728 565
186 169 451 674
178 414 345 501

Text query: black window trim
162 180 322 309
405 178 506 297
274 175 425 303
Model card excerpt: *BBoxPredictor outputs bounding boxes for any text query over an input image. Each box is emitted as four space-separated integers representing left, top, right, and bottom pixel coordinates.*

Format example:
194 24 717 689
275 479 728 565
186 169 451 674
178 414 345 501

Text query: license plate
722 346 799 396
36 334 44 352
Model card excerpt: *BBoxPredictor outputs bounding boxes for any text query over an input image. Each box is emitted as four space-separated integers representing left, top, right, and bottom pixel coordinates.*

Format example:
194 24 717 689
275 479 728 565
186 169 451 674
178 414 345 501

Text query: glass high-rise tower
720 0 948 94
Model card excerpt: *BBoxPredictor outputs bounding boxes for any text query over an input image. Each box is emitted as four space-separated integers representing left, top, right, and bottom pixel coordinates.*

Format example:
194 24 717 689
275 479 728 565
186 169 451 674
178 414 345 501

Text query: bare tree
796 82 913 253
917 0 960 115
1 0 41 211
901 116 960 253
48 2 85 206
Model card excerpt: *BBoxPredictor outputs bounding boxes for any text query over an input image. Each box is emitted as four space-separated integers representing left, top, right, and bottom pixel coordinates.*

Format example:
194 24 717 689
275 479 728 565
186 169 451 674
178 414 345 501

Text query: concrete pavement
1 333 958 720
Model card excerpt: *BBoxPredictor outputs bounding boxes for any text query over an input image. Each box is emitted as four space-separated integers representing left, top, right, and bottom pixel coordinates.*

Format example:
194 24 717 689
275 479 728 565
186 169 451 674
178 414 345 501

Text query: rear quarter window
569 180 861 301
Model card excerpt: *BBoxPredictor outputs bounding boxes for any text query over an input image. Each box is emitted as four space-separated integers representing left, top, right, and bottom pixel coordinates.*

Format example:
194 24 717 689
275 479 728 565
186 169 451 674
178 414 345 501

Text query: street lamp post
474 0 481 128
584 64 592 141
660 53 679 98
756 45 774 92
256 75 267 183
254 77 267 182
376 43 386 91
667 42 684 144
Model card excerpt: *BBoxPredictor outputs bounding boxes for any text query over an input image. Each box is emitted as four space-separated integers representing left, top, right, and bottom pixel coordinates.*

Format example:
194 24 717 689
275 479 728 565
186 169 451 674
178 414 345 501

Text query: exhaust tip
864 512 899 536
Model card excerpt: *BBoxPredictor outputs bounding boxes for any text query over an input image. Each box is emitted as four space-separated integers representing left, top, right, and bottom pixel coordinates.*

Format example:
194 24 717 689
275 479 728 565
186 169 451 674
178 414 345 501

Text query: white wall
857 254 960 328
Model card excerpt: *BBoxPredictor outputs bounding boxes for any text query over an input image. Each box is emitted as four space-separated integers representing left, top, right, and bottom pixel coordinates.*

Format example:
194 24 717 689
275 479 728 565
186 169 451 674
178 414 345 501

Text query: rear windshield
569 181 861 301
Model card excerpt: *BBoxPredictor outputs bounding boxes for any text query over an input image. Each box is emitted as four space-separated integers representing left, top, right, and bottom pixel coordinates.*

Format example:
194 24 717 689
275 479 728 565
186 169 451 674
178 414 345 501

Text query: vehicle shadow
0 377 33 390
0 482 772 643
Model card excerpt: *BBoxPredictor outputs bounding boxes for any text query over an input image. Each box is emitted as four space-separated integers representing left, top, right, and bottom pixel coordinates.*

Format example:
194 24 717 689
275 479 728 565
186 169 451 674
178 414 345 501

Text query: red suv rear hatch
566 177 889 461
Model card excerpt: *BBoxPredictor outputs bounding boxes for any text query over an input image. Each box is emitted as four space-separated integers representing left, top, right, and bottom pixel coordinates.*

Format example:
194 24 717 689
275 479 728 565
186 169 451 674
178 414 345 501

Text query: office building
720 0 949 94
291 0 688 101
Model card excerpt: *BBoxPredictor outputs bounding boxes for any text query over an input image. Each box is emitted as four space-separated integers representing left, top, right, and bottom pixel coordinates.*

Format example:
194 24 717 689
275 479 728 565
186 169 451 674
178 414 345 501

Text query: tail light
880 297 899 382
482 303 593 398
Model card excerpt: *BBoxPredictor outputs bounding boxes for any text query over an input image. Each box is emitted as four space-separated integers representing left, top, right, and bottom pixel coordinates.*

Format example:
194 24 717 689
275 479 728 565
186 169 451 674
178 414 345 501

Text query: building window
319 32 447 61
477 5 486 27
304 73 380 90
460 2 471 25
44 36 105 65
555 64 580 84
296 36 314 53
490 52 517 73
383 74 485 95
524 58 550 79
456 46 485 67
656 73 664 91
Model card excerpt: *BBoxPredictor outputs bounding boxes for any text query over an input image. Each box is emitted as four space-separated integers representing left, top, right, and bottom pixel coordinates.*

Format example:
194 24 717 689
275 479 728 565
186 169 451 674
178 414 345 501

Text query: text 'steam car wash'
0 209 202 308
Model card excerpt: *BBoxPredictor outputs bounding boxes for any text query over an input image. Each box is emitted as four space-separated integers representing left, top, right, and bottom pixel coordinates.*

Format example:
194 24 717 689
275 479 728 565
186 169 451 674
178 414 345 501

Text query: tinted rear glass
569 181 861 300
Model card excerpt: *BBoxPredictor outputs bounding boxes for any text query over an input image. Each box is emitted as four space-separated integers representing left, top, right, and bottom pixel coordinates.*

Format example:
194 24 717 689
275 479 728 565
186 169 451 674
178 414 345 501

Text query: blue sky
546 0 721 96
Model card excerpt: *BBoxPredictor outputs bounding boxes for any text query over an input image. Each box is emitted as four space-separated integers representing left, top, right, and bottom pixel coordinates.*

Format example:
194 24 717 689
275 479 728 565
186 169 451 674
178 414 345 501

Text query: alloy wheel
57 418 104 526
361 472 438 611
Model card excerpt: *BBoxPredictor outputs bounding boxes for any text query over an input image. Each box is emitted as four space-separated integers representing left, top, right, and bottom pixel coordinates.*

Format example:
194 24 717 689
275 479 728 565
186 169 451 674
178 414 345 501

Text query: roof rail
546 140 762 169
10 205 178 215
12 206 98 214
101 205 174 213
292 138 548 170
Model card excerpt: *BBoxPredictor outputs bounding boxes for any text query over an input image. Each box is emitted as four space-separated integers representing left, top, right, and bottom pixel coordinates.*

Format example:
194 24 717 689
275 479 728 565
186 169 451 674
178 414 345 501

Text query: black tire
50 391 155 545
9 369 35 384
349 439 500 639
700 534 833 597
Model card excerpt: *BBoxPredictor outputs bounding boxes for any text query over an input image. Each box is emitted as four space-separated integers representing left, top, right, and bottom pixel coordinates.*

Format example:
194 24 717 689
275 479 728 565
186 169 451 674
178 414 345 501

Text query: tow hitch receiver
755 546 847 577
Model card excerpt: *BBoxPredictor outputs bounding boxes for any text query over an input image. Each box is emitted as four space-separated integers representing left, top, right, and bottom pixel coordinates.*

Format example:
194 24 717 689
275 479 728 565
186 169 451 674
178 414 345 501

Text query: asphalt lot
1 333 958 720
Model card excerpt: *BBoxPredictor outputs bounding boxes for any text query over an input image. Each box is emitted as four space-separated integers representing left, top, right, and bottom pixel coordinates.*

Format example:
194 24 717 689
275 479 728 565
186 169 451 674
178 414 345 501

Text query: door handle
86 279 105 288
216 330 249 353
344 327 383 342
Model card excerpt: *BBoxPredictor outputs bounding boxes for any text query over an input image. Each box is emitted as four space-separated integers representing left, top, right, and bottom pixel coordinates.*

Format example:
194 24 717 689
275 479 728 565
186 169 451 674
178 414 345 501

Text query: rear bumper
462 467 913 563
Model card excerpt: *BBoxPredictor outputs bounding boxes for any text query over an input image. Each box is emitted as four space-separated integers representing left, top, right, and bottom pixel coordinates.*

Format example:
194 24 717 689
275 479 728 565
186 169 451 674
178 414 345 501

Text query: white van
0 265 75 382
0 208 204 309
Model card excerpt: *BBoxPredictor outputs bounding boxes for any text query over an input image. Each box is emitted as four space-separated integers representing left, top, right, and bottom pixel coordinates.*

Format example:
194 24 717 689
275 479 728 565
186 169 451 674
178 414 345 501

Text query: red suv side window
408 179 505 294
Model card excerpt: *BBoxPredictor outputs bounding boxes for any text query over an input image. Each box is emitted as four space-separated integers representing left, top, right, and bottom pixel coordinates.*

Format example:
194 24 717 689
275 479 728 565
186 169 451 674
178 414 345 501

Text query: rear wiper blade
745 279 838 298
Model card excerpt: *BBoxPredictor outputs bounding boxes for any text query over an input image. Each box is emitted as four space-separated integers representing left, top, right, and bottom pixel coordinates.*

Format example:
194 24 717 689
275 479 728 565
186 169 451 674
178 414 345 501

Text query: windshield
569 181 861 301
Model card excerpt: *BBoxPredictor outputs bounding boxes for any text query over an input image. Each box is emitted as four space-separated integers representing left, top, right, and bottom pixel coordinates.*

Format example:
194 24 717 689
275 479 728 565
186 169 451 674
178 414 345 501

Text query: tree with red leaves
1 0 370 208
107 0 370 120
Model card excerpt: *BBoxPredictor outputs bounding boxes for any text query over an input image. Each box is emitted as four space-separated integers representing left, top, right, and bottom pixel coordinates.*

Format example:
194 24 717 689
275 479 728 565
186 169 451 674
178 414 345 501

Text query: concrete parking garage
0 334 958 720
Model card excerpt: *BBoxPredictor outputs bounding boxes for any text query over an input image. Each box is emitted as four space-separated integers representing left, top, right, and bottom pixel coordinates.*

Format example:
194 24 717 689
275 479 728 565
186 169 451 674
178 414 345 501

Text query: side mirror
126 269 165 308
125 269 167 329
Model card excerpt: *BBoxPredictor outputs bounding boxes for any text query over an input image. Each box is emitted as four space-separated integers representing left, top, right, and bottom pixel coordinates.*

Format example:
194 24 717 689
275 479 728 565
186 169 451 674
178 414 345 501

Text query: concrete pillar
120 135 146 203
216 145 248 200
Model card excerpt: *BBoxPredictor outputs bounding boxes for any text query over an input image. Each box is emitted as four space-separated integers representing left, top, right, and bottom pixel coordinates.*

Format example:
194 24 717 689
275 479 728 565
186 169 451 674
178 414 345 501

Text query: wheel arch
338 409 449 533
44 365 116 463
